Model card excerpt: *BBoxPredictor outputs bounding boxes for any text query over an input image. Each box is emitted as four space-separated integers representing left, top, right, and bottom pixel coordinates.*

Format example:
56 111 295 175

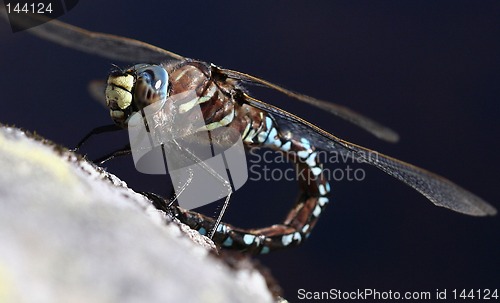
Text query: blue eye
133 64 169 93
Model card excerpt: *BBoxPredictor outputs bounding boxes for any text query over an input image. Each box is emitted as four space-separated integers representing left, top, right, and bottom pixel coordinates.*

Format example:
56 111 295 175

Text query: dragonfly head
105 64 169 127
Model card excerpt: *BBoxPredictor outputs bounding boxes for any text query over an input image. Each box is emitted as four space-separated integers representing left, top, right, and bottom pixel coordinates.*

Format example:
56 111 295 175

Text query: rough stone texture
0 125 273 303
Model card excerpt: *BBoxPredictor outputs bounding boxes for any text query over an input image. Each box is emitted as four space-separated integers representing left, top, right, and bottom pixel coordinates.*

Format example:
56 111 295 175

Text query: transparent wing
243 93 496 217
1 7 399 143
220 67 400 143
1 8 184 63
87 80 107 107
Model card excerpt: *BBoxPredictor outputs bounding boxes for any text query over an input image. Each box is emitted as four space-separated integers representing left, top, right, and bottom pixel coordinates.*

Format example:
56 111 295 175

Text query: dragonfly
3 10 496 255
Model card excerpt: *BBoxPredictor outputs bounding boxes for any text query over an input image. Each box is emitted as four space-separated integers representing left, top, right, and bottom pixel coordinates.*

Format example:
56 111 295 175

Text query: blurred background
1 1 499 300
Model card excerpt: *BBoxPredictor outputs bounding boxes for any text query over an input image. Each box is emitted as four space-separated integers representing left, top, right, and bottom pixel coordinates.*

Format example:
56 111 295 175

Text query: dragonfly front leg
172 115 331 254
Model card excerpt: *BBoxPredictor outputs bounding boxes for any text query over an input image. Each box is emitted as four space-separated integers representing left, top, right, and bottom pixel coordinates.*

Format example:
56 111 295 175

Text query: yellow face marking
105 74 135 109
107 74 134 92
105 85 132 110
110 109 125 119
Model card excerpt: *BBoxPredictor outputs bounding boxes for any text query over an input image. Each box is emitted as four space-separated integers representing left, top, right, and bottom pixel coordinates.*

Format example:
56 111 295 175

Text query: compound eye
149 65 169 91
134 64 169 94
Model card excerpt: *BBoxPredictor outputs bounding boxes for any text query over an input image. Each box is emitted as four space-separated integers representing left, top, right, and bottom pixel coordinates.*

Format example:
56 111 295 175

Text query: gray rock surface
0 125 273 303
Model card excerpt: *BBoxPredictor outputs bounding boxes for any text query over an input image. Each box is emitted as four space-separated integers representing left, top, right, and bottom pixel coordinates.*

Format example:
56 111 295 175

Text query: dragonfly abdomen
173 113 331 254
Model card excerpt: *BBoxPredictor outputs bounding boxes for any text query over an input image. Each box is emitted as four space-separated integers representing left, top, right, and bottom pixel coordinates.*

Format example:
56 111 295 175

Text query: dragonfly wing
87 80 107 107
3 8 396 143
1 8 185 63
220 67 400 143
244 93 496 216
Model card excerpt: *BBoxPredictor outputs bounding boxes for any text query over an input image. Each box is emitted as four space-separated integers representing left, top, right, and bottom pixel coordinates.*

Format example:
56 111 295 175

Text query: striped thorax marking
179 84 218 113
198 108 235 131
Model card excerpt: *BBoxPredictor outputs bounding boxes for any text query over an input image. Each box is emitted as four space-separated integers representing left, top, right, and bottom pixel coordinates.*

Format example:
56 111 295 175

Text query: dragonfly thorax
105 64 169 127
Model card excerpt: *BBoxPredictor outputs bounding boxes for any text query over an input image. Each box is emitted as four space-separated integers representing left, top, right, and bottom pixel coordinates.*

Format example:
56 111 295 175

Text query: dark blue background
1 1 499 301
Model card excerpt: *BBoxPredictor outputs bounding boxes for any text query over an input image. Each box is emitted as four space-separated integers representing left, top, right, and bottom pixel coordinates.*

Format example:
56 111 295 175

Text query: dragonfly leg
73 124 123 151
93 144 131 164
